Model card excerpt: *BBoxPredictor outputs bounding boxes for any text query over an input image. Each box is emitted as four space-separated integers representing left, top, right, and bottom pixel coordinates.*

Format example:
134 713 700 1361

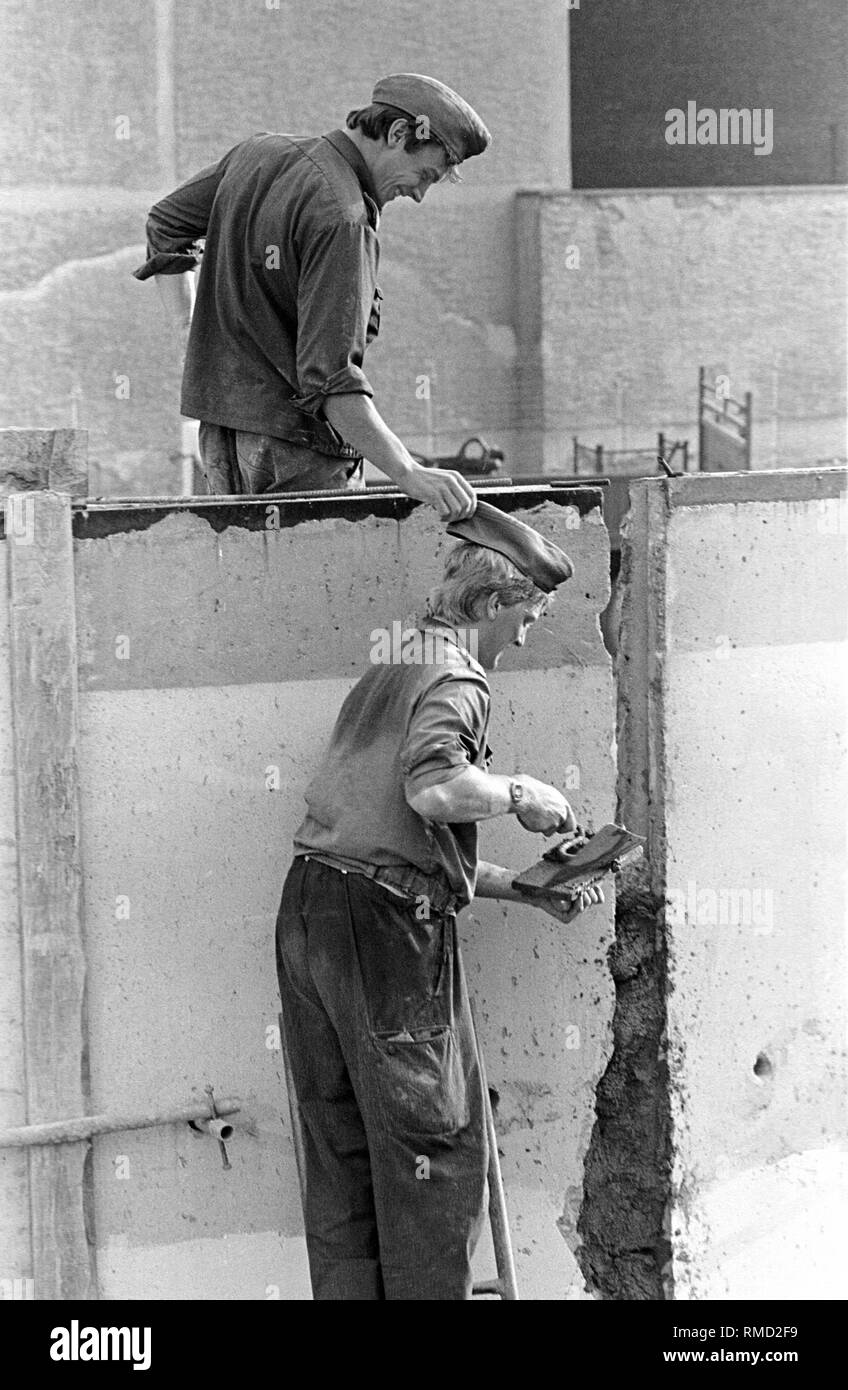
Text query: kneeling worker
275 503 603 1300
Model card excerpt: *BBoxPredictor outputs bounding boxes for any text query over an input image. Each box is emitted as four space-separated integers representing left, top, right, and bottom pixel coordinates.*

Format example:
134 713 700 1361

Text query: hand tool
511 822 645 900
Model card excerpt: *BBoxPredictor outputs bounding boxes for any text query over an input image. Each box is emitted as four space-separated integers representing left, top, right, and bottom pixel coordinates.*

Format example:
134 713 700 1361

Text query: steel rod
470 1001 520 1301
70 477 515 510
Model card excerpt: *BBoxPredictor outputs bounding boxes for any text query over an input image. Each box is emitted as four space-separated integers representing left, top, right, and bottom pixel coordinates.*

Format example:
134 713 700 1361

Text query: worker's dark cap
371 73 491 164
446 501 574 593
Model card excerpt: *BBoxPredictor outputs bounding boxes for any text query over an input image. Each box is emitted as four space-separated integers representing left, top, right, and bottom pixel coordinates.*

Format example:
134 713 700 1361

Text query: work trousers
198 422 362 495
274 856 488 1300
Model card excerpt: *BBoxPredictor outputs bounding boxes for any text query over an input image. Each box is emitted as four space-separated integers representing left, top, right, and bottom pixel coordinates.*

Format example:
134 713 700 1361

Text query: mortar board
446 500 574 592
371 73 491 164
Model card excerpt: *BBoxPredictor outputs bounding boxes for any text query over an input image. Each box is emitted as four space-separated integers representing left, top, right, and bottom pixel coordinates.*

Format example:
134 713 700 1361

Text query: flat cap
446 501 574 593
371 73 491 164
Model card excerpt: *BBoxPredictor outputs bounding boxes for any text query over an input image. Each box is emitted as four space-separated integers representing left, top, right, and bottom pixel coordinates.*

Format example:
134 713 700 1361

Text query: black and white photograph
0 0 846 1353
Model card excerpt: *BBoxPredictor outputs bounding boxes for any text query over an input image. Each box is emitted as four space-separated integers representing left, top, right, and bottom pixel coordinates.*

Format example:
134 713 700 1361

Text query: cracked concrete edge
573 480 675 1299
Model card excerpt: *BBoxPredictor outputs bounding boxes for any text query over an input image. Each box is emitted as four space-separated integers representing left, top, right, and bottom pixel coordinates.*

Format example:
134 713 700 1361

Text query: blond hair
426 542 545 625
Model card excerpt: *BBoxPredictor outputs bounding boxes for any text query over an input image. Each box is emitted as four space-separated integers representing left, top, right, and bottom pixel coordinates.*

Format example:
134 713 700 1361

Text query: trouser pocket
344 873 454 1035
370 1023 469 1137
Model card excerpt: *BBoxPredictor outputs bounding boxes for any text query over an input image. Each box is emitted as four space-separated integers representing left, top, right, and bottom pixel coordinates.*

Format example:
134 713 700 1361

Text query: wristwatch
509 779 526 810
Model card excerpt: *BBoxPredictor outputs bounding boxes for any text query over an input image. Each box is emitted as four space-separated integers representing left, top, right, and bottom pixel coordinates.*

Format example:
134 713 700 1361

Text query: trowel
511 823 645 900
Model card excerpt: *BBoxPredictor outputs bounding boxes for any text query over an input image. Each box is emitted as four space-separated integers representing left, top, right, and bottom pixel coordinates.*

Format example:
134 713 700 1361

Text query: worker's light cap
371 73 491 164
446 501 574 593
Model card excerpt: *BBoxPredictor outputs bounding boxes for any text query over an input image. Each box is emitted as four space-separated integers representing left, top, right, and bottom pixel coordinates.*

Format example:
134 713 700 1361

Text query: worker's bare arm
474 861 526 901
407 767 574 832
475 859 604 921
406 767 514 823
153 272 196 367
153 271 194 327
323 392 476 521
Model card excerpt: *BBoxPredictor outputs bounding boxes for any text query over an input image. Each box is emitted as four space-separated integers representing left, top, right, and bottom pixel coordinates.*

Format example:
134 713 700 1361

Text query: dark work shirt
293 623 493 912
133 130 383 447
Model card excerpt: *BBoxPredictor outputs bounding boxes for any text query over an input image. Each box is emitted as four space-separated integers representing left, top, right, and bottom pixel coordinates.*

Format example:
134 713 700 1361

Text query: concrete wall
0 485 617 1299
604 466 848 1300
0 519 30 1282
517 187 848 474
4 467 846 1300
0 0 570 495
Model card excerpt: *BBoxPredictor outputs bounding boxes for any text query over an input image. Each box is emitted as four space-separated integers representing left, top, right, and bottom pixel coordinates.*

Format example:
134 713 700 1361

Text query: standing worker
275 503 604 1299
134 74 488 517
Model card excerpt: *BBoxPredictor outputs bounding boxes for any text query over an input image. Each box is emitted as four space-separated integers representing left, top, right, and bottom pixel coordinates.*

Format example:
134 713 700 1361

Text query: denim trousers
274 856 488 1300
198 422 362 494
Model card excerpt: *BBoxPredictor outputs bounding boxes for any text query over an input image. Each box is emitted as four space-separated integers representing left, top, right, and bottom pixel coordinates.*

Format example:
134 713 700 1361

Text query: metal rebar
470 1001 520 1301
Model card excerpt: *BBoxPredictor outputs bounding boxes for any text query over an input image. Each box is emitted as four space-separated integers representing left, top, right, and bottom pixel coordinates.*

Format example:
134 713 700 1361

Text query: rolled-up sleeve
401 676 490 800
289 220 379 416
132 144 240 281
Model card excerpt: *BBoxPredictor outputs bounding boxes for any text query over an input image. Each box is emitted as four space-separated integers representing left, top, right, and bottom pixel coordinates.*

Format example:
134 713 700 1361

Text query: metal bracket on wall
186 1086 235 1169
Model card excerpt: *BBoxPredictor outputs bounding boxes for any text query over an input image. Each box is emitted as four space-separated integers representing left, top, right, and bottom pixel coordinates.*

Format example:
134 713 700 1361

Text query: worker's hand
536 882 605 924
513 776 577 836
400 464 477 521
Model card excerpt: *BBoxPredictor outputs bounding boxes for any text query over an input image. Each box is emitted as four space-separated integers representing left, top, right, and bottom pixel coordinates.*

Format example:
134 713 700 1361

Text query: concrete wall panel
610 467 848 1300
1 488 615 1299
72 498 606 691
662 492 848 1299
0 553 32 1284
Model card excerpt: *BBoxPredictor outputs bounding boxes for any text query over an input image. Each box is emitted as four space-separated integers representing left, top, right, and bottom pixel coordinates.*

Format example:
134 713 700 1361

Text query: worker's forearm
322 393 417 483
474 861 526 903
411 767 515 824
154 271 195 330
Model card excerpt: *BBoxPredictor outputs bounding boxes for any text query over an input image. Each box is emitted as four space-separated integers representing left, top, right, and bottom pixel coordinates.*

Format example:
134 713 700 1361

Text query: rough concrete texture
0 187 155 292
172 0 571 188
0 0 160 186
0 428 89 496
517 188 848 473
71 496 606 691
0 493 616 1298
607 468 848 1300
576 880 671 1301
0 557 32 1281
0 247 184 497
575 493 674 1298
